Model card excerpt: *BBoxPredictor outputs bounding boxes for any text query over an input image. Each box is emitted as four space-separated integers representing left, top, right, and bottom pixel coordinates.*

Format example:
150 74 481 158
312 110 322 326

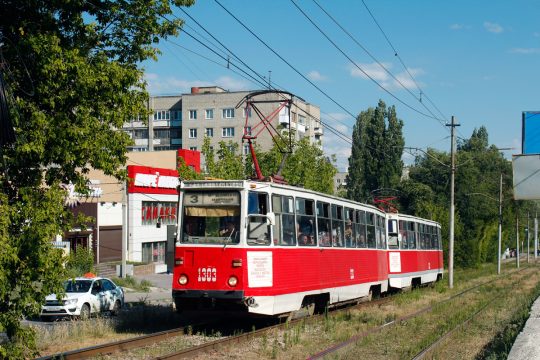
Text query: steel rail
151 297 393 359
412 266 535 359
36 321 211 360
308 266 529 359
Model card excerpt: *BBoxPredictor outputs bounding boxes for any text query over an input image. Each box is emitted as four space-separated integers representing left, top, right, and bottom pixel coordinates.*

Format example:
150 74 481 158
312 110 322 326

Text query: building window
205 128 214 137
133 129 149 139
205 109 214 119
222 108 235 119
170 129 181 139
142 241 166 263
172 110 182 120
222 127 235 137
189 146 197 151
153 129 170 139
153 110 170 121
243 108 252 118
189 128 197 138
244 126 252 136
298 114 306 125
189 110 197 120
243 143 250 155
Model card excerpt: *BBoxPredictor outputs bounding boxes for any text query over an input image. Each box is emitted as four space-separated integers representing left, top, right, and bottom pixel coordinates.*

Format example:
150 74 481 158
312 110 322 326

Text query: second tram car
172 180 443 316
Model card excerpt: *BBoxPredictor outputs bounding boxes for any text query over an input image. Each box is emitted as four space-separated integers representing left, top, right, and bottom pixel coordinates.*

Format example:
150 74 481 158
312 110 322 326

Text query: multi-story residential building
123 86 323 163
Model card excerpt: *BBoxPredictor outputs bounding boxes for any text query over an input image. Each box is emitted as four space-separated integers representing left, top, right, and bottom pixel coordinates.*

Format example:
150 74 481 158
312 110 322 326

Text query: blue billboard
522 111 540 154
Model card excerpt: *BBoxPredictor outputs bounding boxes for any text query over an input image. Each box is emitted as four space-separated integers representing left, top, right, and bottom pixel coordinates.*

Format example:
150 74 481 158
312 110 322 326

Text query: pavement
124 272 173 304
508 295 540 360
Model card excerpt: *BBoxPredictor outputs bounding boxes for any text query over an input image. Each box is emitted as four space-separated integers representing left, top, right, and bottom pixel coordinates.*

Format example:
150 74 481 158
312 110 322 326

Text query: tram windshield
181 190 241 245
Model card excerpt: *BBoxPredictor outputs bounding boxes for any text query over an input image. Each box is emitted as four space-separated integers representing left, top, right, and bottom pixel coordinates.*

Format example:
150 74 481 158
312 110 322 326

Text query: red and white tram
172 180 443 316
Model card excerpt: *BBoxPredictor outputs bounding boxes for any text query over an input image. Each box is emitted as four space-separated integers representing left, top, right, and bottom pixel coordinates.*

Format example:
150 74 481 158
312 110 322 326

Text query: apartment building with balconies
123 86 323 163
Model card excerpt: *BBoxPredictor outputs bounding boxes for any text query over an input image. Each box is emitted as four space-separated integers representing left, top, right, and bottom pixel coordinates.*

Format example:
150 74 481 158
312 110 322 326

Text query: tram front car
172 180 273 313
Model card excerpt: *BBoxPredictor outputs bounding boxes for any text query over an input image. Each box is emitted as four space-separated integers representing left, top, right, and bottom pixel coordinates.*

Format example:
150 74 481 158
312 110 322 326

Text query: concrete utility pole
527 213 530 263
121 181 128 278
497 173 503 274
516 214 520 269
535 212 538 260
447 116 460 289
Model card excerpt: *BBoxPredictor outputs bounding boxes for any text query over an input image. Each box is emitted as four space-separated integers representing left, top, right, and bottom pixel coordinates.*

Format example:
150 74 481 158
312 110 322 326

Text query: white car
41 276 124 320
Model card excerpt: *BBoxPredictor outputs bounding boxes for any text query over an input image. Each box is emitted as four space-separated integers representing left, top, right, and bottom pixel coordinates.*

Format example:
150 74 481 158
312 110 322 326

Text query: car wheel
111 300 121 316
79 304 91 320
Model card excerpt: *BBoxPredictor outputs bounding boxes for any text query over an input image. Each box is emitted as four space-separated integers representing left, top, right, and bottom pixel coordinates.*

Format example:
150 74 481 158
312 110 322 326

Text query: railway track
308 266 536 359
38 296 391 359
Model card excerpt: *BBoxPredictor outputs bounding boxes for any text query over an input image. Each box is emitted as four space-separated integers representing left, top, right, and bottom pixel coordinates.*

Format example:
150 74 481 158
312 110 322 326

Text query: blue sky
143 0 540 171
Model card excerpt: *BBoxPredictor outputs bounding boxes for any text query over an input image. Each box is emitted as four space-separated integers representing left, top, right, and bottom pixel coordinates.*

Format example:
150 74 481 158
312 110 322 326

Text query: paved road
508 295 540 360
125 272 173 304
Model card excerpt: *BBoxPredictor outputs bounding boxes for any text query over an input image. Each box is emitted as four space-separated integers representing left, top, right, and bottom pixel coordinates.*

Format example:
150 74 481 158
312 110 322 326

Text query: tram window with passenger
316 201 331 247
345 208 355 248
366 212 376 248
247 191 271 246
356 210 367 248
331 204 345 247
273 195 296 246
296 198 316 246
181 191 241 245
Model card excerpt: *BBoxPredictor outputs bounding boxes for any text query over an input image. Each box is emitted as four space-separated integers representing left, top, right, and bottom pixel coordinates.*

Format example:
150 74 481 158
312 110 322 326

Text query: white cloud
484 21 504 34
450 23 471 30
142 73 249 95
307 70 327 81
349 62 424 90
534 32 540 38
510 48 540 54
323 131 351 172
322 112 350 122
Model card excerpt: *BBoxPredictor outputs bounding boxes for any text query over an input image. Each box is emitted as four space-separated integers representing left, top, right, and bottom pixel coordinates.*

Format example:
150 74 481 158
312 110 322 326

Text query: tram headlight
228 276 238 287
178 274 188 285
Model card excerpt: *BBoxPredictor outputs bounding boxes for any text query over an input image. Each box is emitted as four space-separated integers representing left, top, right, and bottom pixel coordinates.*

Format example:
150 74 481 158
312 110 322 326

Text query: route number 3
198 267 217 282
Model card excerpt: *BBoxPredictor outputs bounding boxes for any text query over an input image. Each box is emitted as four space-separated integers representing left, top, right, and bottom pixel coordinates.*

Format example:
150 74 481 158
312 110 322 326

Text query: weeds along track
411 266 538 359
308 266 536 359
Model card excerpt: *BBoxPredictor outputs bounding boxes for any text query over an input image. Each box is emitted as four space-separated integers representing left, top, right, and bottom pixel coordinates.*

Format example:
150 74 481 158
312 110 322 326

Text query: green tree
346 100 404 202
0 1 193 357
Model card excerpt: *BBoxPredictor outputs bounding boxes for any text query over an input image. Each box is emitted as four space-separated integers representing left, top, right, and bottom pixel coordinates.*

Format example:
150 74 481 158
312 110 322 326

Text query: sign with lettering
183 192 240 206
247 251 273 287
389 252 401 273
134 173 179 189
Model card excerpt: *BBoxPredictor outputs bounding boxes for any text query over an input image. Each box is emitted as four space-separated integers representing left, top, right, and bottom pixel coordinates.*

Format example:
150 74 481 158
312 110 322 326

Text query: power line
310 0 448 130
213 0 358 120
289 0 445 126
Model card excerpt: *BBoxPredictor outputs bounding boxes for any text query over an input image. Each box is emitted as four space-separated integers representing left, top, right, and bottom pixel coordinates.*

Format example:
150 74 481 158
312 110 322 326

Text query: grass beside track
33 261 540 359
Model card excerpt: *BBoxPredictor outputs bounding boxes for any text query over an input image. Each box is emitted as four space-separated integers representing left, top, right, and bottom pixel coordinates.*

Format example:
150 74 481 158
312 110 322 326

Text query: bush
65 246 95 278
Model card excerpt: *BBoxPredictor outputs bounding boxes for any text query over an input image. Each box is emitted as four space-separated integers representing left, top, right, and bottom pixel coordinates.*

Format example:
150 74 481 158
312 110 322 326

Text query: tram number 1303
198 267 217 282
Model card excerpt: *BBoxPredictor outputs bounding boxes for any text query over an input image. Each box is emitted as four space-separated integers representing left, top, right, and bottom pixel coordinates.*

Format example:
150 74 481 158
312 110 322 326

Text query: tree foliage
201 136 337 195
0 0 193 356
400 125 536 268
346 100 404 202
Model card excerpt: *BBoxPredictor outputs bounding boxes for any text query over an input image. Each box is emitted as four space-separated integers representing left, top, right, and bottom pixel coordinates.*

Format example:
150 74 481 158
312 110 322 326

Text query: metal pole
527 213 530 263
121 181 128 278
497 173 502 274
516 214 520 269
535 212 538 260
447 116 459 289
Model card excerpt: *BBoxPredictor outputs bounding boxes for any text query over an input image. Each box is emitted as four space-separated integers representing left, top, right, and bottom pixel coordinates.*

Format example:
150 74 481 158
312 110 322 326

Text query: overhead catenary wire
310 0 448 131
289 0 446 126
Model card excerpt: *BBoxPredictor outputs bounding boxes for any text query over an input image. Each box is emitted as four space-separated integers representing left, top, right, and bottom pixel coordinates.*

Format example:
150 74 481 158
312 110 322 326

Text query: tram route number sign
247 251 273 287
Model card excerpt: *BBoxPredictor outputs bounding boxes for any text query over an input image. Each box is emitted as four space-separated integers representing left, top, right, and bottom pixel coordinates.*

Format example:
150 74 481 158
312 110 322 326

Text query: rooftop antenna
268 70 271 89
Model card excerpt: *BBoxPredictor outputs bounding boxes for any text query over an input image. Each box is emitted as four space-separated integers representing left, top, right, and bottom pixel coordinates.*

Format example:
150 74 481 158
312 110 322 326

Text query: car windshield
64 280 92 293
181 190 241 245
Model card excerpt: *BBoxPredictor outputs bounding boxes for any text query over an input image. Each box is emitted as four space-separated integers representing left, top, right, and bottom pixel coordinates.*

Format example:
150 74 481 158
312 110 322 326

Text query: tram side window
345 208 355 248
272 195 296 246
376 215 386 249
387 219 399 249
399 220 408 249
437 227 442 250
331 204 344 247
316 201 331 247
247 192 271 246
366 212 376 249
356 210 367 248
407 221 417 249
296 198 316 246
